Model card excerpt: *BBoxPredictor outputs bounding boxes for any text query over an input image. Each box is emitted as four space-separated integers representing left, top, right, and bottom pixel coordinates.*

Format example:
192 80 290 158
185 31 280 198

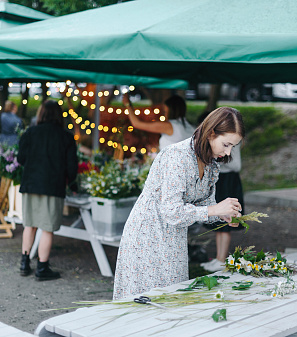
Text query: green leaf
212 309 227 322
202 276 218 290
232 281 253 290
276 251 282 261
256 249 266 262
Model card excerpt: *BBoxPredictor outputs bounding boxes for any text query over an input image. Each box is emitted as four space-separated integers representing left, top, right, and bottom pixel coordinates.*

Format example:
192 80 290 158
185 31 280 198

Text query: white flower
214 290 224 300
239 257 248 265
227 255 235 265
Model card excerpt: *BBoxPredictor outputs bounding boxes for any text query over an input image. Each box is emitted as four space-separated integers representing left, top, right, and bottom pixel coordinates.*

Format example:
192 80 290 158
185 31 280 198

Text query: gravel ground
1 201 297 335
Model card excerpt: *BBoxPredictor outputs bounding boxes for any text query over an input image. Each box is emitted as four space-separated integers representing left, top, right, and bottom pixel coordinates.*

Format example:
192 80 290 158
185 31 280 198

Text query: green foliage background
8 0 131 16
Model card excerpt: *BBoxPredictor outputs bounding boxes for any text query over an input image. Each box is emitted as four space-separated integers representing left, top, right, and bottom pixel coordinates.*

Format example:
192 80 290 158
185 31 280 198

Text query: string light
123 145 128 151
135 109 140 115
74 135 79 141
107 140 113 146
88 91 94 97
46 91 51 96
104 91 109 96
90 104 96 109
81 100 88 106
58 100 63 105
160 116 166 121
100 106 105 111
73 96 78 101
130 147 136 153
154 108 160 114
140 148 147 154
144 109 150 115
98 92 103 97
86 129 91 135
90 123 95 128
99 138 105 143
108 107 113 113
82 91 88 96
103 126 109 132
22 99 27 105
85 120 90 126
34 95 39 100
68 124 73 129
27 83 31 88
124 109 129 115
113 142 118 148
63 112 68 118
128 126 134 132
114 90 120 95
98 125 103 130
116 109 122 115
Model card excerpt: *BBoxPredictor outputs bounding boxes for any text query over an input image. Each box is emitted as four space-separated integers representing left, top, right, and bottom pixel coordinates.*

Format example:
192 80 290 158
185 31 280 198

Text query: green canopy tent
0 0 296 84
0 2 52 29
0 2 185 88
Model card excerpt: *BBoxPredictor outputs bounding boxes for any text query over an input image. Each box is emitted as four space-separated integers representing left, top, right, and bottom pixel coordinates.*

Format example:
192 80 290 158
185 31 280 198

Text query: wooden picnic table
35 271 297 337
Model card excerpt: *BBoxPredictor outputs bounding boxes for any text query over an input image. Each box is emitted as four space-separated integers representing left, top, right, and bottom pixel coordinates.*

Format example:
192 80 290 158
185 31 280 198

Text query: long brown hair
37 100 64 127
193 107 245 165
164 95 187 126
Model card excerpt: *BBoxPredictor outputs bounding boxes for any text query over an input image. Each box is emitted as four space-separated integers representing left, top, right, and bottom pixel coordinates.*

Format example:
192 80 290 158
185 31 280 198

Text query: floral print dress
113 138 220 300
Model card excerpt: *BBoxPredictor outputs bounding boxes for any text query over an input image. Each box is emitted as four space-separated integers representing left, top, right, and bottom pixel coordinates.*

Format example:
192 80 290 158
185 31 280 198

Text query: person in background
0 100 24 145
123 93 195 150
195 111 245 272
17 100 78 281
113 107 245 300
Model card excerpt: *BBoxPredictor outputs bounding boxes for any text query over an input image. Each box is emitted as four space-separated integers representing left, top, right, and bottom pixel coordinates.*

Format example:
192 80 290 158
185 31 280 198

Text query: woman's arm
123 93 173 135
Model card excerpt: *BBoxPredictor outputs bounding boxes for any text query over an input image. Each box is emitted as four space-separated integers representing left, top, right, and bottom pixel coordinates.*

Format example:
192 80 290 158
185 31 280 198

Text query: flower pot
90 196 137 239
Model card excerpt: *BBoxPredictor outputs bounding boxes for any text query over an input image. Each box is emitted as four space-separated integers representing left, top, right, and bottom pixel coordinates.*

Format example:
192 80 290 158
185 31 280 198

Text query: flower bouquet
225 246 294 277
0 143 23 186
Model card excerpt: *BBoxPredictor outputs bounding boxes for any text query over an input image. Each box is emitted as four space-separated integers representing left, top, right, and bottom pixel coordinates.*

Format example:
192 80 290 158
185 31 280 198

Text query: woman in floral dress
113 107 245 300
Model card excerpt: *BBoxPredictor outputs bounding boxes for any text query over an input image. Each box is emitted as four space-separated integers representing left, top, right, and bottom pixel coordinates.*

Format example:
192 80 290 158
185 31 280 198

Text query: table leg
79 208 113 277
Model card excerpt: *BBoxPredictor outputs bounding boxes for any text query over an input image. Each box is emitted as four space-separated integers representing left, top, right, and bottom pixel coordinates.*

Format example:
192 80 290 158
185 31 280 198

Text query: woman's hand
208 197 242 223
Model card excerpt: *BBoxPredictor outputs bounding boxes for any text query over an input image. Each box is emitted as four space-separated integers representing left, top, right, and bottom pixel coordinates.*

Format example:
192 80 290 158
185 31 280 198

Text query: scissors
134 296 167 310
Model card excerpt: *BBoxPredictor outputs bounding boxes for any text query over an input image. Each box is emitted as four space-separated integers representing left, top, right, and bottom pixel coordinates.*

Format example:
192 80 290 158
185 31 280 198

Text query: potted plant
78 155 151 240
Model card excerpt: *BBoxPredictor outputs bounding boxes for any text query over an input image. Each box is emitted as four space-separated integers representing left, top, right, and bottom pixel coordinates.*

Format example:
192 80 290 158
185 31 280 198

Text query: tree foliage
8 0 131 16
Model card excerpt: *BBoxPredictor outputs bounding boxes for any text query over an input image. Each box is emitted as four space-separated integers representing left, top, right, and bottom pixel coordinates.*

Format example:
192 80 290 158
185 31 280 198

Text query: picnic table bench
35 271 297 337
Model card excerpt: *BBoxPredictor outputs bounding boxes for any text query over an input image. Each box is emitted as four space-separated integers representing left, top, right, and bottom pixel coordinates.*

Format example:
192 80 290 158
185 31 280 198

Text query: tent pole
92 84 101 156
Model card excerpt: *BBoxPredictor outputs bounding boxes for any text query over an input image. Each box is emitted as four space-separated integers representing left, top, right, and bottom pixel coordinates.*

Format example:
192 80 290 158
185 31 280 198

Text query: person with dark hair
17 100 78 281
113 106 245 300
123 93 195 150
0 100 24 145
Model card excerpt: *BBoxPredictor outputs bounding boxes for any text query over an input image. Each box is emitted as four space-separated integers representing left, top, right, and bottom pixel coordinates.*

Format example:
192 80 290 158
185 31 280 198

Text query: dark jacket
17 122 78 198
0 112 24 145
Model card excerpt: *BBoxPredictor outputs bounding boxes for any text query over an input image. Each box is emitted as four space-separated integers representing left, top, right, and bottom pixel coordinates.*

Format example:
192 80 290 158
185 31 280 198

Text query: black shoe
35 260 61 281
20 251 32 276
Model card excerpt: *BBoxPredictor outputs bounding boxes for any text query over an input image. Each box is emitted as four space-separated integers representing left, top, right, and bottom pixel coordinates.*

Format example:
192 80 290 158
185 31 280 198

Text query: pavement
245 188 297 209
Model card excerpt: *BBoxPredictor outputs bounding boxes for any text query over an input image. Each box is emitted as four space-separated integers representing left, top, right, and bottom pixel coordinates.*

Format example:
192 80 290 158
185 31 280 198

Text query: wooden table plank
36 273 297 337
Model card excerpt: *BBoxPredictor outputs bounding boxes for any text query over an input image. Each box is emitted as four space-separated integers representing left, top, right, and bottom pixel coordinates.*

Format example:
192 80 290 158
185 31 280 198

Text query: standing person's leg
35 230 60 281
20 226 37 276
22 226 37 254
216 231 231 262
38 230 53 262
